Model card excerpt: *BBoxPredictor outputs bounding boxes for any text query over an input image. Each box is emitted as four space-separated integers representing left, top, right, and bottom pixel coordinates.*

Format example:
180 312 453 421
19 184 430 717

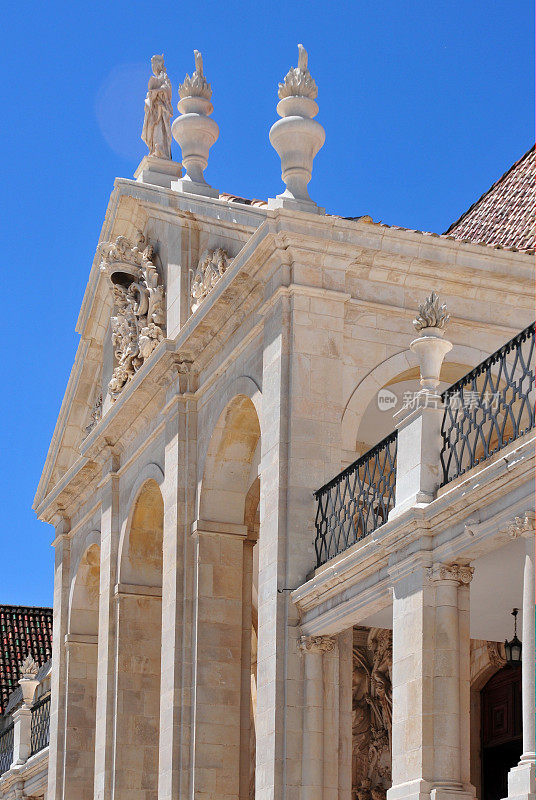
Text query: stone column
62 635 98 800
299 636 335 800
337 629 354 800
93 449 120 800
256 287 346 800
504 517 535 800
46 515 71 800
388 561 474 800
240 538 256 800
190 519 247 800
158 365 197 800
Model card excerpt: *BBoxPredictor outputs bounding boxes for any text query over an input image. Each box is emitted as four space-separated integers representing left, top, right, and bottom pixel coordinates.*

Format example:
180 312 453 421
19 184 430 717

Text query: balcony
313 322 535 568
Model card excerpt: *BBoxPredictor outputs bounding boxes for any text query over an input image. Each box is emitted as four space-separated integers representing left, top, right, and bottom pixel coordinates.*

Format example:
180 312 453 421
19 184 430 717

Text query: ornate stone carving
190 248 230 312
413 291 450 332
278 43 318 100
487 640 507 669
352 628 392 797
100 234 166 400
172 50 219 197
85 390 103 436
428 563 474 584
506 511 535 539
19 653 39 679
298 635 335 654
269 45 325 213
179 50 212 100
141 54 173 159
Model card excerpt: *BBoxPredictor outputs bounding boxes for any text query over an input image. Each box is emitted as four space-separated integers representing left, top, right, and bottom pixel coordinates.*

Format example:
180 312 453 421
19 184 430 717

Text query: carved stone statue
352 627 392 797
100 234 166 399
190 248 230 312
141 54 173 159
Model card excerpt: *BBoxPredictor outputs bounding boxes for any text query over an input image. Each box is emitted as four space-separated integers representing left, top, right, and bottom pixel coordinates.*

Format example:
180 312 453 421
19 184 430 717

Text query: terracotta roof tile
0 606 52 714
444 146 535 250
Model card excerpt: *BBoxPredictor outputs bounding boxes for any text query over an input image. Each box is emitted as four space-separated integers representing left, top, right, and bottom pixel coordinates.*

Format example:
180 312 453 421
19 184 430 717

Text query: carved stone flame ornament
413 291 450 333
100 234 166 400
352 628 392 798
278 43 318 100
190 247 230 313
19 653 39 679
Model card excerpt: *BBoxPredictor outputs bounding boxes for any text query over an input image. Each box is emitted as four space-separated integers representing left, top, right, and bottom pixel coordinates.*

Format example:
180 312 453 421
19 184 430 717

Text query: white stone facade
6 49 533 800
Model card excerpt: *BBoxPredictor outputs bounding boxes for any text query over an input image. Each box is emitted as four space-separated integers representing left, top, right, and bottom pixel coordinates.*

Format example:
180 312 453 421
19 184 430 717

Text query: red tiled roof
0 606 52 714
444 146 535 250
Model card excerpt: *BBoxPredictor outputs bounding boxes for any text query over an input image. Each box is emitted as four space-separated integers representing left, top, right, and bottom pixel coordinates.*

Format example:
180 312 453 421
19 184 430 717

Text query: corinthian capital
298 634 335 654
429 563 474 585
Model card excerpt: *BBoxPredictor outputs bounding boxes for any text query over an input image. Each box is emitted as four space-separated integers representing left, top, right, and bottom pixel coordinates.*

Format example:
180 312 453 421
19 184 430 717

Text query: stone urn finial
410 291 452 391
268 44 326 214
18 654 40 707
171 50 219 198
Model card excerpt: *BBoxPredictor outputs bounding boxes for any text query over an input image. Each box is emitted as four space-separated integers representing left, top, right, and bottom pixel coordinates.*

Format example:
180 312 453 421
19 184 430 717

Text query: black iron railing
30 694 50 756
0 723 13 774
314 431 398 567
440 322 535 485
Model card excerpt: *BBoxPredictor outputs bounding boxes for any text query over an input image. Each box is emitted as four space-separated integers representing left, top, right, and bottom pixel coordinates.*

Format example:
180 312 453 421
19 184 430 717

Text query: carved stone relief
352 627 392 799
100 234 166 400
190 247 230 312
84 389 103 437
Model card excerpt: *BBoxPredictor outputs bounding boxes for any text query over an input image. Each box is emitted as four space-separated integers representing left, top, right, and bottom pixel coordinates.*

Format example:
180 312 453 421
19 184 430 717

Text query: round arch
117 462 164 587
68 542 101 637
341 343 493 451
198 392 261 526
118 477 164 587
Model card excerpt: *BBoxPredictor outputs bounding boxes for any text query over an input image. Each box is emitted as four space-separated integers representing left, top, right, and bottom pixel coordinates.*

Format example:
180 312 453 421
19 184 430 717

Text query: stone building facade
3 47 534 800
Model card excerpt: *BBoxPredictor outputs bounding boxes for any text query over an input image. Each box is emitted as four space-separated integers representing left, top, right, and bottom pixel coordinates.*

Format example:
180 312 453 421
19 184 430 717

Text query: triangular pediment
33 189 151 513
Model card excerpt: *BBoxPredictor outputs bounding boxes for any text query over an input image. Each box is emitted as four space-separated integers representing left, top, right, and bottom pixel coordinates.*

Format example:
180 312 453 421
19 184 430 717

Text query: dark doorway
481 665 522 800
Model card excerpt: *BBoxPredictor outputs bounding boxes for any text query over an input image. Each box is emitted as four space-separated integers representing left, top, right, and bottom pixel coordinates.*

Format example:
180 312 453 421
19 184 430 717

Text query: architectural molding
298 634 335 654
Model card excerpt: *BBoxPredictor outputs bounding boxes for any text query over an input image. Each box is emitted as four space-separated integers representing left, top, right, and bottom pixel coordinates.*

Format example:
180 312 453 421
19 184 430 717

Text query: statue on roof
141 54 173 160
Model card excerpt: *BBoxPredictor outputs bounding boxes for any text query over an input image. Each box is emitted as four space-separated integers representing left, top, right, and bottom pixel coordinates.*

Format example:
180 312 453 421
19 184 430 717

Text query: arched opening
196 394 261 800
115 479 164 800
64 542 100 800
481 665 522 800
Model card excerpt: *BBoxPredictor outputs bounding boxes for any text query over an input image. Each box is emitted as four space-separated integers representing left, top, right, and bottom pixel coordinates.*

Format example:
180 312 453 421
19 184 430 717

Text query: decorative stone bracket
99 234 166 400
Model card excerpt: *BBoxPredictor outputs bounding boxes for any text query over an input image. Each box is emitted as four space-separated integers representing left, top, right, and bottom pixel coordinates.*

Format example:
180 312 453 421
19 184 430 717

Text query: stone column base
387 780 474 800
267 194 325 214
502 757 536 800
134 155 182 188
171 176 218 197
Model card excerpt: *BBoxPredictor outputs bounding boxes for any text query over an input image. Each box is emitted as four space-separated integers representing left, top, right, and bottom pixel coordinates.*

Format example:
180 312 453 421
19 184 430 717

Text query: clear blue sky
0 0 532 606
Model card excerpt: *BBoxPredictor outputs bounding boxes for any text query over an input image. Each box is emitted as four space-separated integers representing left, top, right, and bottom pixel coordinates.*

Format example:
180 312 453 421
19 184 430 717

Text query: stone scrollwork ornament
190 247 230 312
100 234 166 400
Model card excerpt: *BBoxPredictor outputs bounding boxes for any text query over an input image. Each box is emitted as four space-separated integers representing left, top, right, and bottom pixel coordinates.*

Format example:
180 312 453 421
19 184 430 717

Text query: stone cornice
36 176 534 523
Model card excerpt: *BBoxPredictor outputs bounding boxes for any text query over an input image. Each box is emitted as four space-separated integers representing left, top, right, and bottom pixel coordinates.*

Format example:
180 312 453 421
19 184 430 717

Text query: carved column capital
298 634 335 654
428 563 474 585
505 511 535 540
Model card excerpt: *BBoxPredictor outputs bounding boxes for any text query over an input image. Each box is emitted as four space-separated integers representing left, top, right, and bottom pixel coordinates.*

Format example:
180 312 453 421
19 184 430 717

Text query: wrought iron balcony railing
314 431 398 567
0 722 13 774
30 694 51 756
440 322 535 485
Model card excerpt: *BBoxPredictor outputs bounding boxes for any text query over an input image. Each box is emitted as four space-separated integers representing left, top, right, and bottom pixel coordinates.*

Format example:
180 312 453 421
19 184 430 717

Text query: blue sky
0 0 532 606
